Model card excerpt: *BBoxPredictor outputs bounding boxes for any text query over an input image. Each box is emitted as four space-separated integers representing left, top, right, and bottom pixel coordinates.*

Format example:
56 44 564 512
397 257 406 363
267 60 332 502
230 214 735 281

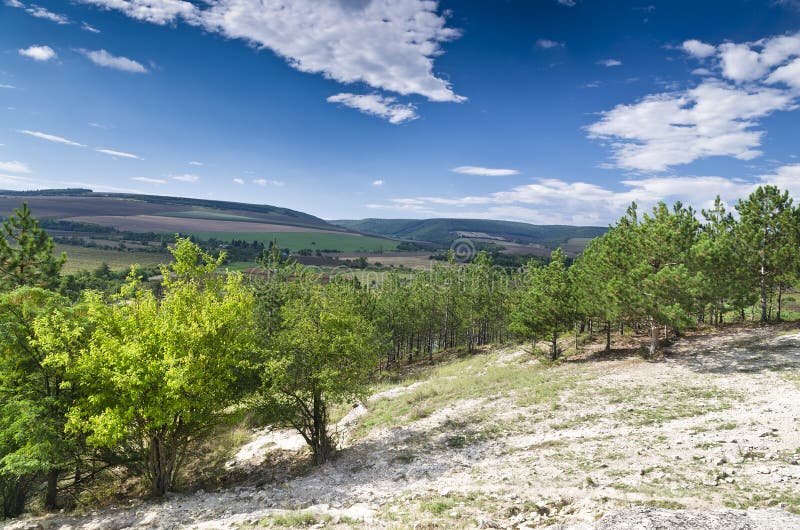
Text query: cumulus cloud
80 49 148 73
96 148 142 159
682 39 716 59
19 129 85 147
451 166 520 177
172 173 199 182
18 45 56 61
133 176 166 184
597 58 622 67
0 161 31 174
76 0 198 24
77 0 464 104
536 39 565 49
587 80 795 171
327 93 418 124
591 32 800 172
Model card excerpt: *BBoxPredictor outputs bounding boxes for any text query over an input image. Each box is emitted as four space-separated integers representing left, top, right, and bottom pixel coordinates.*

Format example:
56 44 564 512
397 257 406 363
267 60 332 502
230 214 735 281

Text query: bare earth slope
5 327 800 529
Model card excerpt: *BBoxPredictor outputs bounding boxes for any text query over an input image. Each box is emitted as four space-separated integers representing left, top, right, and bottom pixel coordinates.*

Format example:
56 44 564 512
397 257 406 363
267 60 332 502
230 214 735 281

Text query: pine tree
0 204 66 291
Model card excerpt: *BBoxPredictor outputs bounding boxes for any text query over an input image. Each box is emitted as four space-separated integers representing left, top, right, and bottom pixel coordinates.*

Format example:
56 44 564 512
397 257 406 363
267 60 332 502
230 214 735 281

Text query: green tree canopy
0 203 66 291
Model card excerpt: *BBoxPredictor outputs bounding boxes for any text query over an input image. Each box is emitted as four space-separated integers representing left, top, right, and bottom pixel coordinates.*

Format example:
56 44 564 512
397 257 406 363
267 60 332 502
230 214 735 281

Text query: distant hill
0 189 333 230
330 218 607 251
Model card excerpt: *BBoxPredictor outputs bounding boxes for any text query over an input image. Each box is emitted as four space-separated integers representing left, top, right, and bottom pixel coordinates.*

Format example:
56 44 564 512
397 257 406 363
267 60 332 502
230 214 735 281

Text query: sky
1 0 800 226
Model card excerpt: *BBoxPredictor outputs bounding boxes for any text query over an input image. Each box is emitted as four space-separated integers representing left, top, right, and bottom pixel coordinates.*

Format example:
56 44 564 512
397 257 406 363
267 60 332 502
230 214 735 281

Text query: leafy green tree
511 249 575 360
0 288 88 514
736 186 798 322
262 279 378 465
0 204 66 291
66 238 256 496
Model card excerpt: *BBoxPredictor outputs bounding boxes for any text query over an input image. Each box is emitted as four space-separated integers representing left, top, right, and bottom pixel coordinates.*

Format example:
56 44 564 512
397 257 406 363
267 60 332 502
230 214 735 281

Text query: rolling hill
331 218 608 251
0 189 399 257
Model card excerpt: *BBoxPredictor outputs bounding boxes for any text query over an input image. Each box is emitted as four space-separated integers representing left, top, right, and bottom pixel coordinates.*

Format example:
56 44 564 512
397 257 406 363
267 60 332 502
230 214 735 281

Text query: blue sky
1 0 800 225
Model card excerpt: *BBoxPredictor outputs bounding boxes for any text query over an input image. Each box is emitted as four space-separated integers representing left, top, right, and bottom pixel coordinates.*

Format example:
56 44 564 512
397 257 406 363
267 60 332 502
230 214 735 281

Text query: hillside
331 218 608 252
7 325 800 529
0 190 400 260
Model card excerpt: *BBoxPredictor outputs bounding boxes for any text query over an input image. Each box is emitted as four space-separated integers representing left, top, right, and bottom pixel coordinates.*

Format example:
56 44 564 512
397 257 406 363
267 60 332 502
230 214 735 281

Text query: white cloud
26 5 70 24
132 176 166 184
233 178 244 184
556 0 576 6
19 129 85 147
0 84 15 89
372 179 384 186
451 166 520 177
253 178 284 187
682 39 716 59
588 80 796 172
0 161 31 174
76 0 198 24
369 173 799 225
536 39 565 49
76 0 464 103
80 49 148 73
172 174 199 182
597 58 622 67
82 21 101 33
327 93 418 124
96 148 142 159
590 32 800 172
4 0 24 7
189 161 203 166
18 45 56 61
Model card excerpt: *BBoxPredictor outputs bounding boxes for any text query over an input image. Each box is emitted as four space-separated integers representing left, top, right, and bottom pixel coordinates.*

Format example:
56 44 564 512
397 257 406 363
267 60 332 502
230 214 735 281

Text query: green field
159 210 265 222
185 231 398 252
57 245 171 273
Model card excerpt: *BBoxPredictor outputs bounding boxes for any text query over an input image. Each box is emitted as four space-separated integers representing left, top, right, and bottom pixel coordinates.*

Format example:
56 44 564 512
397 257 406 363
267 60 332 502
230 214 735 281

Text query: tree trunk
648 320 658 358
311 390 331 465
147 434 176 497
760 250 768 323
605 321 611 352
551 332 559 361
45 469 59 510
777 284 784 321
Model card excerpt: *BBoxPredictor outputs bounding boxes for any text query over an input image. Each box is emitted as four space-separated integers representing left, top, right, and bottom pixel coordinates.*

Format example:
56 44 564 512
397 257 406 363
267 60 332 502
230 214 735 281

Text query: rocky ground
5 325 800 529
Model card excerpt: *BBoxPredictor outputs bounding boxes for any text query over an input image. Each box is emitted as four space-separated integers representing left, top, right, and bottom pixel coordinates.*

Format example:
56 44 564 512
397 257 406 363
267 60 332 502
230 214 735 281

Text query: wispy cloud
132 176 166 184
189 161 203 166
19 129 85 147
536 39 565 49
0 84 15 89
253 178 284 187
81 21 101 33
597 58 622 67
233 178 244 185
372 179 384 186
96 148 142 159
327 93 418 124
556 0 576 6
369 168 800 225
451 166 520 177
26 5 69 24
0 161 31 174
80 49 148 73
18 45 56 62
172 174 199 182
